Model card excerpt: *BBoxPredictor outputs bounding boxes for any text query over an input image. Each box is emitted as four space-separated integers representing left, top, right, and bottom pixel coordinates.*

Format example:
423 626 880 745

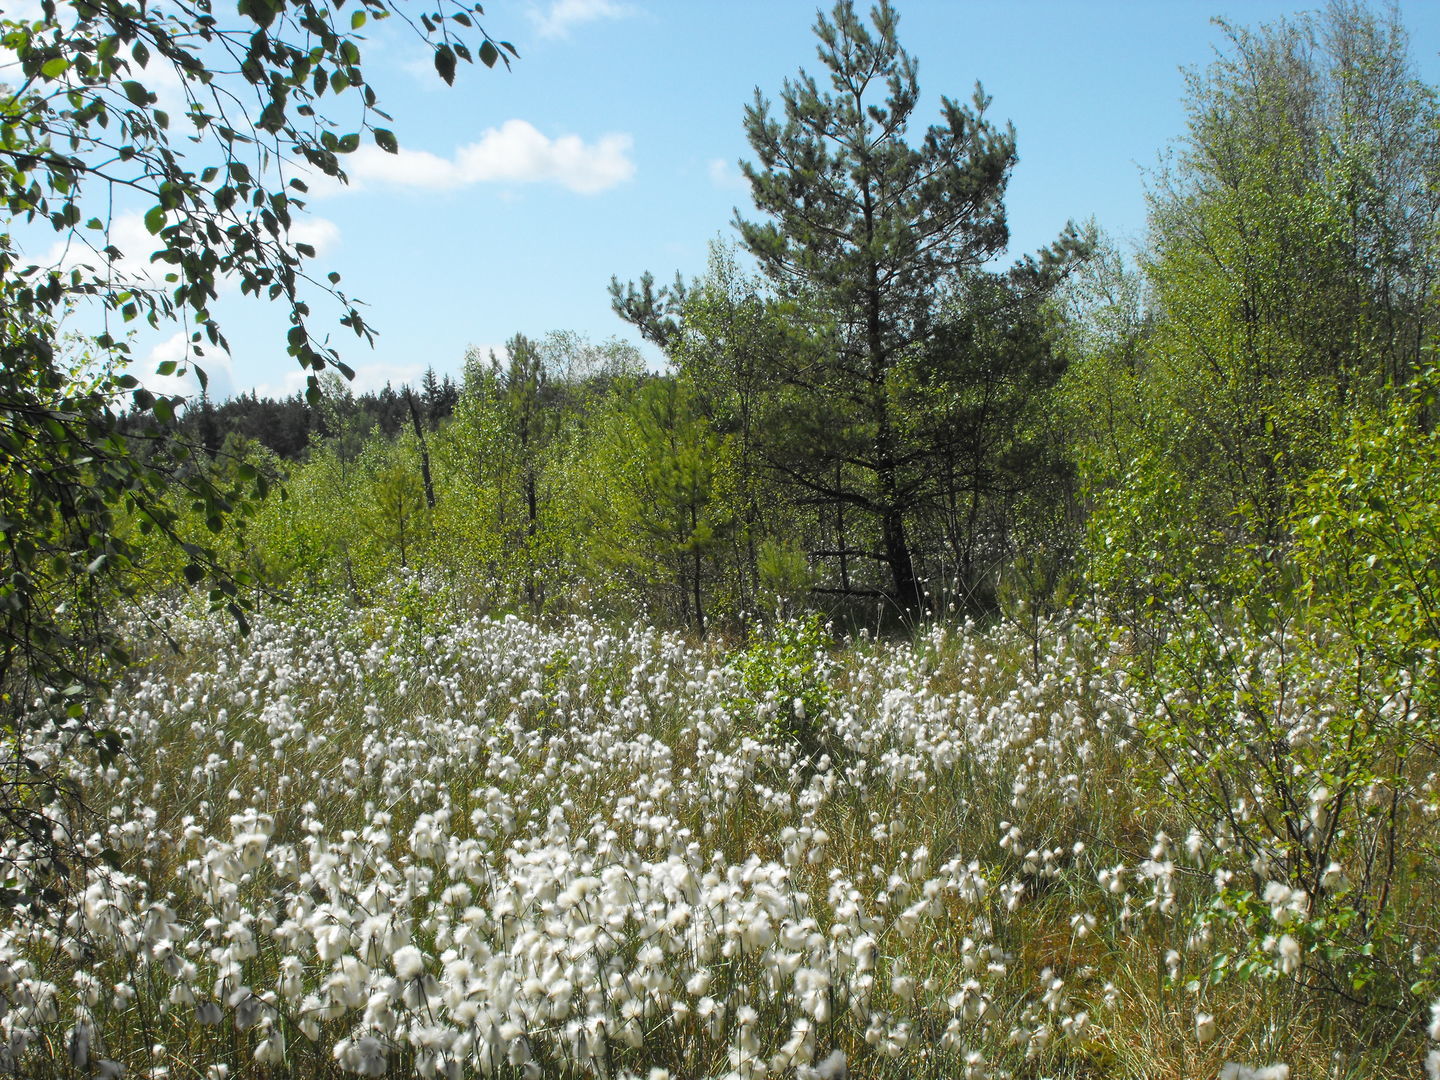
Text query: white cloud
347 120 634 194
708 157 749 191
135 331 234 400
528 0 635 39
348 362 427 396
347 146 459 190
245 368 309 402
290 217 342 259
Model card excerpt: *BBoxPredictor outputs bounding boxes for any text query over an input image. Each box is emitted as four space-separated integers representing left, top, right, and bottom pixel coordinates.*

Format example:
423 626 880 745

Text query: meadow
4 576 1436 1079
6 0 1440 1075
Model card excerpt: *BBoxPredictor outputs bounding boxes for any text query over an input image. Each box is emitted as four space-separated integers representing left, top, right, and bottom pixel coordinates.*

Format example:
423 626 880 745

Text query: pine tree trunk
405 389 436 510
525 469 539 612
881 505 920 612
692 547 706 639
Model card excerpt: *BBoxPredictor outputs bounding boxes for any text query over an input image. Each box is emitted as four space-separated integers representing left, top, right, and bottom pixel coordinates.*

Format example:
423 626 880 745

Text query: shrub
730 613 834 747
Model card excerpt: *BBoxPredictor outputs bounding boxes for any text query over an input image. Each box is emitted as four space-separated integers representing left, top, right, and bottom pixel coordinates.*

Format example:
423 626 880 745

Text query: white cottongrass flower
1275 933 1301 975
254 1023 286 1066
5 587 1416 1080
1219 1065 1289 1080
1195 1011 1217 1044
391 944 425 981
334 1034 388 1076
812 1049 848 1080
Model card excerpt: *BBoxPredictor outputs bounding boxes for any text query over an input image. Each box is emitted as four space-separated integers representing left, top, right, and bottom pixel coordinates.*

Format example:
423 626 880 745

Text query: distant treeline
127 367 461 461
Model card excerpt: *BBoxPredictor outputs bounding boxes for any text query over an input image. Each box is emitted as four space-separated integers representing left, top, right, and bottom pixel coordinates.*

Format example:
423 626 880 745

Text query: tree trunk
692 547 706 639
836 461 851 594
520 411 540 614
880 505 921 612
860 184 922 615
405 389 436 510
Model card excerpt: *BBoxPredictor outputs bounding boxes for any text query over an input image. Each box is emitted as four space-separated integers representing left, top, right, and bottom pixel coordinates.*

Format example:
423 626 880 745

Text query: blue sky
31 0 1440 400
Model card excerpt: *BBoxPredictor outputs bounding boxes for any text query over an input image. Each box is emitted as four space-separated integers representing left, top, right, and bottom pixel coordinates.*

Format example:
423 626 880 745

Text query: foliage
1107 377 1440 1016
622 377 731 636
730 612 834 747
0 0 513 896
1085 0 1440 614
1057 4 1440 1019
755 537 812 620
1296 375 1440 689
664 241 801 616
0 327 269 899
2 0 512 388
900 263 1082 610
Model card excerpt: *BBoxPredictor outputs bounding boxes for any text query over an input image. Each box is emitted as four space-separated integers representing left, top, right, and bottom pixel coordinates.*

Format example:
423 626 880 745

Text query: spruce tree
735 0 1017 610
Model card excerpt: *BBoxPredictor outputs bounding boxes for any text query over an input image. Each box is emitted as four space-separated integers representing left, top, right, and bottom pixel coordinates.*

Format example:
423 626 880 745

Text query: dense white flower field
3 582 1437 1078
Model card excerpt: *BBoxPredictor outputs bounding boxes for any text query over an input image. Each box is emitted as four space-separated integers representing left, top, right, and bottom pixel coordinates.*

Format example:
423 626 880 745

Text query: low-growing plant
729 612 835 749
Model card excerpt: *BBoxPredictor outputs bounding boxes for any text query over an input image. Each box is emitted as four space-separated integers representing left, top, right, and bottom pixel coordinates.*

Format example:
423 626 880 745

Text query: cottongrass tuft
0 582 1433 1078
1219 1065 1289 1080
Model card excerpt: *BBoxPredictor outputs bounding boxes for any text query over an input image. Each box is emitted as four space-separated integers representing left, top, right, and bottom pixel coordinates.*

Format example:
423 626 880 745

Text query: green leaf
257 101 285 132
434 43 456 86
351 10 366 29
373 127 398 153
41 56 70 78
143 205 165 234
479 40 498 68
121 79 150 105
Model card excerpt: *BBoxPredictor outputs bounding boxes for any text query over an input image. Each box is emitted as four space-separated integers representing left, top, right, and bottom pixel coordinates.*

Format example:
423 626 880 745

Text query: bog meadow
3 1 1440 1077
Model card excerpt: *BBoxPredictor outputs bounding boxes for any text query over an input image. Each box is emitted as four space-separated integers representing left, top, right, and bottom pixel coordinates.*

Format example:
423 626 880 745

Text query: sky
20 0 1440 400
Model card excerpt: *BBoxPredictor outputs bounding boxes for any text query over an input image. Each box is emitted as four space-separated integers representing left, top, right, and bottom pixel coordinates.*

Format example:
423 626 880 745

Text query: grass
1 579 1435 1078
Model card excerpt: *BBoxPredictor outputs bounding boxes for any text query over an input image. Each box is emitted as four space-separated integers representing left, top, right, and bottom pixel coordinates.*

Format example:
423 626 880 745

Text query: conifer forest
3 1 1440 1076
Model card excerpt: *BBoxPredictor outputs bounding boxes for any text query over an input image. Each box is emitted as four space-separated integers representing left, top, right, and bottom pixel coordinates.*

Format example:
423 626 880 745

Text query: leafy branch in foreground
0 0 516 901
2 0 514 389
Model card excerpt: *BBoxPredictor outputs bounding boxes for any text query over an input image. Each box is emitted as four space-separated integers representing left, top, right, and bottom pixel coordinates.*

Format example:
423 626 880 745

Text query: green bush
730 613 834 747
1121 376 1440 1010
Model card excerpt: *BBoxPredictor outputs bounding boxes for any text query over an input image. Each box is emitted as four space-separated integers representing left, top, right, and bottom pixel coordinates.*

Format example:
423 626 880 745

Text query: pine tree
735 0 1017 610
421 367 444 427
